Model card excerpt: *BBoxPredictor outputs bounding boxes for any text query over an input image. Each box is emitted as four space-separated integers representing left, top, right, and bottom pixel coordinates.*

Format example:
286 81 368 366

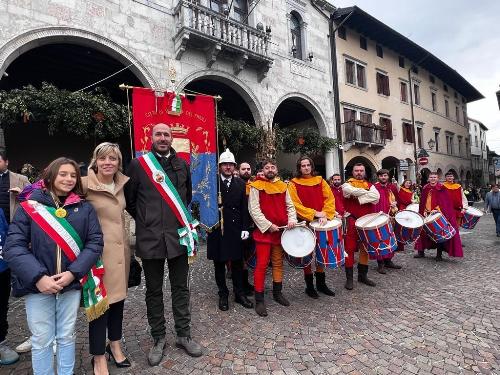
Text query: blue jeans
492 209 500 235
25 290 81 375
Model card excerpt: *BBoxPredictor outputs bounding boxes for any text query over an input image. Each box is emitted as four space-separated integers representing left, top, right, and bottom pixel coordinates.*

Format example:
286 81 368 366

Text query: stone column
325 149 339 179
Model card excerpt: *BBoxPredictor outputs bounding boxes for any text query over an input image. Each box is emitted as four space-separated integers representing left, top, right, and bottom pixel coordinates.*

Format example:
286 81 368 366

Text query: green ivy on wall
0 83 129 138
217 113 339 156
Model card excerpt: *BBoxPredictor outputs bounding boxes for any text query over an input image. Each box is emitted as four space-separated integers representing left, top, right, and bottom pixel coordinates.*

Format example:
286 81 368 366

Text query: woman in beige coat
83 143 131 375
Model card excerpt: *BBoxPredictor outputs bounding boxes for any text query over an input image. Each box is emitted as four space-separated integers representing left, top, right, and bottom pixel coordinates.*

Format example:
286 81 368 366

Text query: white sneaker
15 338 31 354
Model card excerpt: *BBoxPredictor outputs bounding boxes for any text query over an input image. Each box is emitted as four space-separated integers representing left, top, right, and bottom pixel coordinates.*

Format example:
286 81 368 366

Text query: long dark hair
43 157 84 196
295 156 316 177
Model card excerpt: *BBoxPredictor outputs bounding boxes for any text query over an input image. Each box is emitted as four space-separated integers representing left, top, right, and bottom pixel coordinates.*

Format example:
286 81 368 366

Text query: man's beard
264 172 276 180
333 182 341 187
240 173 251 181
354 174 364 180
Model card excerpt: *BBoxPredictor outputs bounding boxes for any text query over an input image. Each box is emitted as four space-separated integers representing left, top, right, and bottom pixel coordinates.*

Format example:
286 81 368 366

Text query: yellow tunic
288 176 336 222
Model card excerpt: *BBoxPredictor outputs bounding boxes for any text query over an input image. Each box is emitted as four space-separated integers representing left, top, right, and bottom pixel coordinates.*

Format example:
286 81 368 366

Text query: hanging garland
0 83 129 138
217 113 339 155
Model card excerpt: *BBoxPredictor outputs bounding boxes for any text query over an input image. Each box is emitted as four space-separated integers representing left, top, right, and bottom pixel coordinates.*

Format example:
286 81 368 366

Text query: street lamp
427 138 436 150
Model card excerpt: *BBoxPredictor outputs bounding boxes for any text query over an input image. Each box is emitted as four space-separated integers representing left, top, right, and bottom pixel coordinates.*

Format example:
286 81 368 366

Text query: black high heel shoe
105 344 131 368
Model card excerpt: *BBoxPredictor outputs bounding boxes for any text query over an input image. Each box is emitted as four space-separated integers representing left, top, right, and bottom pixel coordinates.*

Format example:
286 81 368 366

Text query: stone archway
381 156 400 181
0 26 157 88
0 27 156 170
272 95 330 178
272 93 330 137
177 69 264 126
345 156 377 182
420 167 431 185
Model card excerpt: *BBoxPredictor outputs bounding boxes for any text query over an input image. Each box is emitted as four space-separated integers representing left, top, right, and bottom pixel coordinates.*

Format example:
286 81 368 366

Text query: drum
423 212 456 243
281 226 316 269
393 210 424 244
461 206 483 229
406 203 420 213
310 219 345 269
355 213 397 258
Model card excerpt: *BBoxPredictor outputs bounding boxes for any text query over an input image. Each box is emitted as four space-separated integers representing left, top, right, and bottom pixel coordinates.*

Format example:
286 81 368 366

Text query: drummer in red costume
414 171 463 260
398 180 414 211
329 174 346 216
288 156 336 299
341 163 380 290
443 171 468 226
395 179 415 252
248 158 297 316
373 169 402 274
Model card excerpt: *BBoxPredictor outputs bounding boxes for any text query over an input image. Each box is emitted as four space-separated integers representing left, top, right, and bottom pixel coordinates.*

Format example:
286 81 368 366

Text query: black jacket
207 176 248 262
125 149 192 259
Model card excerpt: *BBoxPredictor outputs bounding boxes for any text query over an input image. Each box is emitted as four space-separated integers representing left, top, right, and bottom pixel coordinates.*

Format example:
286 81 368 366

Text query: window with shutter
380 117 392 140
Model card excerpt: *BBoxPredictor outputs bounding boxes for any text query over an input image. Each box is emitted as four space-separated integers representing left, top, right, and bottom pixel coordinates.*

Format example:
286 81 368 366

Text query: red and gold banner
132 87 219 228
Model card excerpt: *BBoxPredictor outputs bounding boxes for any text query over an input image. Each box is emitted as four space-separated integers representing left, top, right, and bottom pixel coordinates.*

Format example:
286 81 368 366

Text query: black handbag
128 255 142 288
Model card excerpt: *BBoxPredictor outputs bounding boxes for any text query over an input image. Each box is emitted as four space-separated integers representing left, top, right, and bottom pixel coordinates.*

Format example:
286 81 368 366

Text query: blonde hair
89 142 123 174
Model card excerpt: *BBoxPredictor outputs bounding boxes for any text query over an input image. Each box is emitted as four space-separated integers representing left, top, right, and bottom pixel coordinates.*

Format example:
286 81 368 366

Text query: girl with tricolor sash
4 157 104 375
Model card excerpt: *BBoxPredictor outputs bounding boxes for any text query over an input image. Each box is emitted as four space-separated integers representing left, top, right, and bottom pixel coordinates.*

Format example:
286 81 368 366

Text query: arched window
290 12 302 59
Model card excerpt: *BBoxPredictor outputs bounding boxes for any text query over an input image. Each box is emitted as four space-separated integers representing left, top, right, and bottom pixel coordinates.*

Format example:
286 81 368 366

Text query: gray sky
333 0 500 154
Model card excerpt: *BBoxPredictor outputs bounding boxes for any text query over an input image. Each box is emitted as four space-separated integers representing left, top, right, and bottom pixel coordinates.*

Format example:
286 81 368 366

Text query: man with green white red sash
125 123 202 366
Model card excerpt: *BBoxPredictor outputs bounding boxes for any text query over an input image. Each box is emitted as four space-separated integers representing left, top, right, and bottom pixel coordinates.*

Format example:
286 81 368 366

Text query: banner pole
125 87 134 160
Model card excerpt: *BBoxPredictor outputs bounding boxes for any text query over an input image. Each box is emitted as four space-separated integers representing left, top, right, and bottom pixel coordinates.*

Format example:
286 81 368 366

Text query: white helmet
219 148 236 165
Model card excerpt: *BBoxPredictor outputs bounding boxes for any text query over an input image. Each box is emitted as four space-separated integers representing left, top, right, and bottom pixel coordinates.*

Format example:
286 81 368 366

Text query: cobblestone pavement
2 205 500 374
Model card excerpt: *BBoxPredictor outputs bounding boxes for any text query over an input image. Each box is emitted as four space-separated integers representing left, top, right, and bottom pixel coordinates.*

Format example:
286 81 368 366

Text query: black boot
357 264 376 287
384 259 402 269
304 274 319 299
272 282 290 306
377 261 386 274
242 269 254 296
414 251 425 258
254 292 267 317
345 267 354 290
436 248 443 261
315 272 335 296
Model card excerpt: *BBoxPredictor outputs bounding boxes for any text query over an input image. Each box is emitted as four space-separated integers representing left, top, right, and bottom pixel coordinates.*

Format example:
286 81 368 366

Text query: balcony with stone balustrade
173 0 273 81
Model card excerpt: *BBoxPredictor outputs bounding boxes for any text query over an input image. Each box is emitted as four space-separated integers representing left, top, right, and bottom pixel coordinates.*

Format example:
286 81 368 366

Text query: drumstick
363 211 385 226
277 221 307 229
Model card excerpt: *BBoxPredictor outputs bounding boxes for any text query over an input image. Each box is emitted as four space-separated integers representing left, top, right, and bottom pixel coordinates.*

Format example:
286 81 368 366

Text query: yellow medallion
55 208 67 218
154 171 165 183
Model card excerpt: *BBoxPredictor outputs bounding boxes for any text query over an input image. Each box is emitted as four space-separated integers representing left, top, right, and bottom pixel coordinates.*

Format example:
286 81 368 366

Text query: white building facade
468 118 489 186
0 0 339 176
332 6 483 184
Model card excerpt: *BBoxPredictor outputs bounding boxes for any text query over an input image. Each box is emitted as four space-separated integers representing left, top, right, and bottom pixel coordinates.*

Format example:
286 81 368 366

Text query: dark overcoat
125 149 192 260
207 176 249 262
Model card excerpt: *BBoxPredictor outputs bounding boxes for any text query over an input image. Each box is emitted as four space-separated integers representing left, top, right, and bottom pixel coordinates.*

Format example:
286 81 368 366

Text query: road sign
417 148 429 158
418 157 429 166
399 159 409 171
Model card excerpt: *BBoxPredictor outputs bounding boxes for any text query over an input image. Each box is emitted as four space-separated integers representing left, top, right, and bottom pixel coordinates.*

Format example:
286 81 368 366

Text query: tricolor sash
20 200 108 322
138 152 199 258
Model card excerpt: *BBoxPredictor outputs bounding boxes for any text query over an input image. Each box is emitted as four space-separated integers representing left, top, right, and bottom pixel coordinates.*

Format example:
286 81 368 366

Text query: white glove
241 231 250 240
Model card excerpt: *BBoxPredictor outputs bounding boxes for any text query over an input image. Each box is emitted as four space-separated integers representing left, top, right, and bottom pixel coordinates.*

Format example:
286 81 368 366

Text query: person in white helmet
207 149 253 311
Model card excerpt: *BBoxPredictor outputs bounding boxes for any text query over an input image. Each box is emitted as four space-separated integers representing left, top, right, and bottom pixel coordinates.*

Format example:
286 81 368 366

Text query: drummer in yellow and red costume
443 171 468 226
248 158 297 317
341 163 380 290
288 156 336 299
373 169 402 274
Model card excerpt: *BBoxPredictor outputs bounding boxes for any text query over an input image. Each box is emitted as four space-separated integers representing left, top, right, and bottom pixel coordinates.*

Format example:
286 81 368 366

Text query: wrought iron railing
343 120 386 146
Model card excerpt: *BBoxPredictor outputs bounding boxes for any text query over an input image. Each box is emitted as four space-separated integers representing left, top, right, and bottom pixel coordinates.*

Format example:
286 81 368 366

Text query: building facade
468 118 489 187
332 7 483 184
0 0 339 176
